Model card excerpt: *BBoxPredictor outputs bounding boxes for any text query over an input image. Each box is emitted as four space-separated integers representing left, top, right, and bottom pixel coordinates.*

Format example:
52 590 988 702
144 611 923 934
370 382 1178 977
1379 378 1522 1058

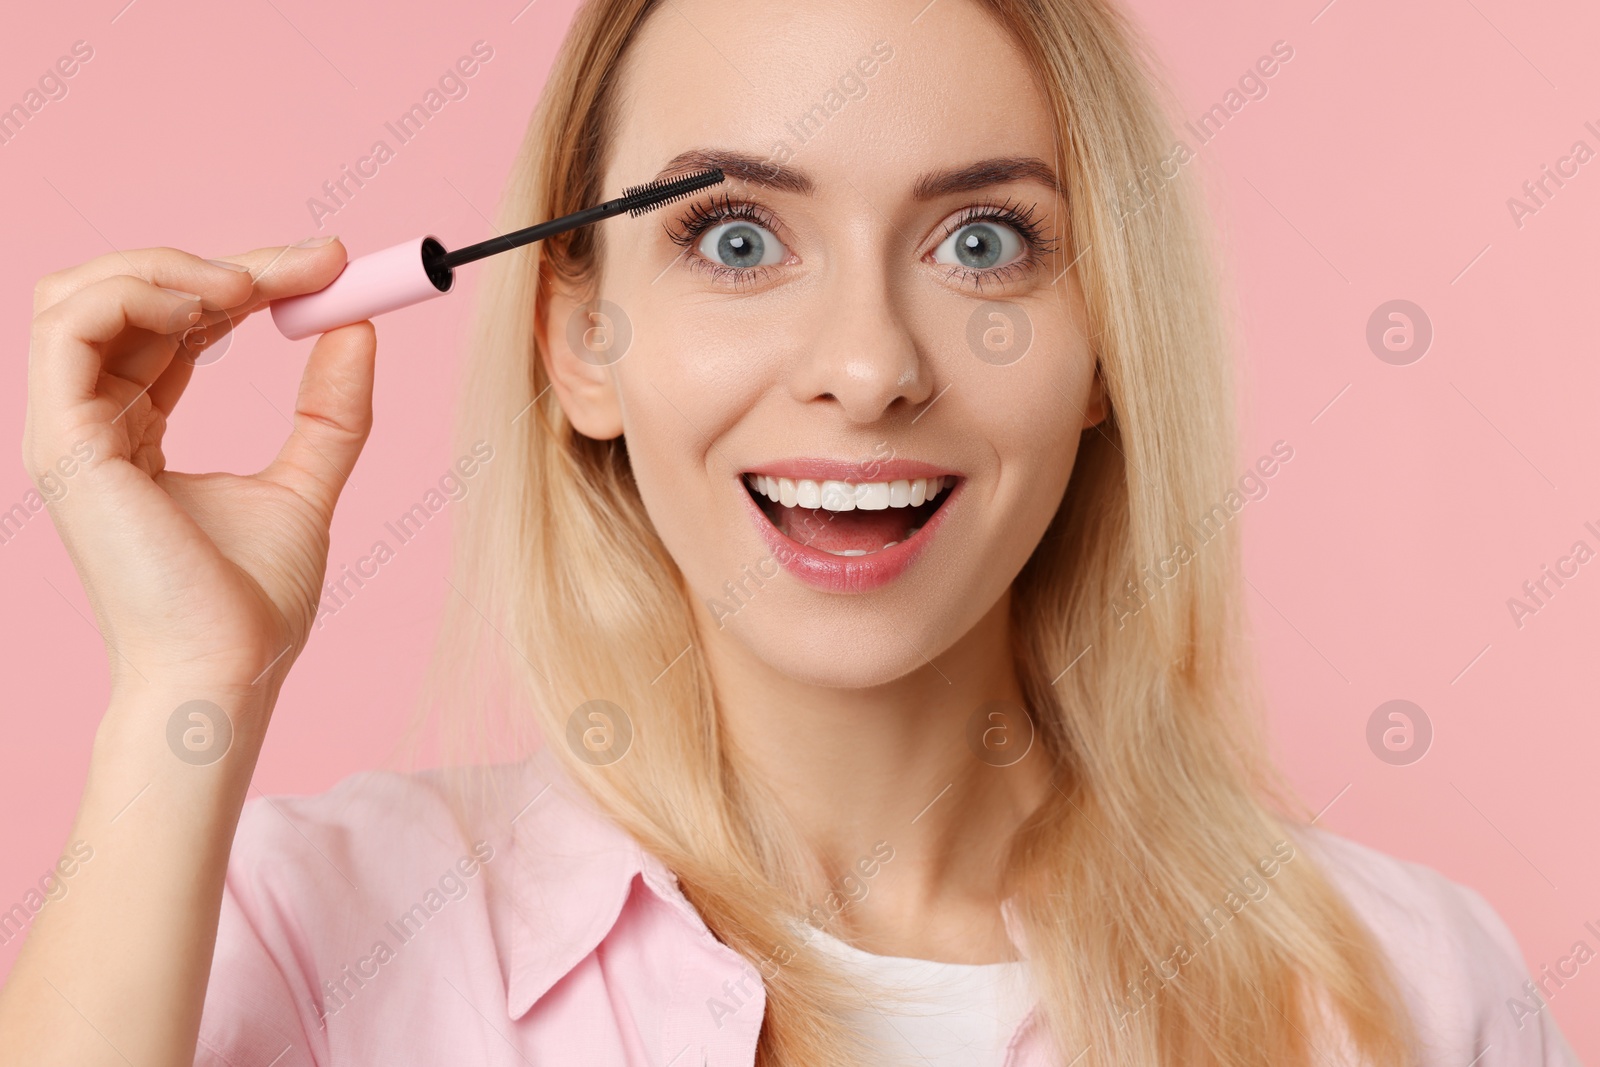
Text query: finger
259 320 376 524
104 303 235 395
34 246 258 316
29 277 206 417
193 237 348 307
146 347 198 417
32 238 347 318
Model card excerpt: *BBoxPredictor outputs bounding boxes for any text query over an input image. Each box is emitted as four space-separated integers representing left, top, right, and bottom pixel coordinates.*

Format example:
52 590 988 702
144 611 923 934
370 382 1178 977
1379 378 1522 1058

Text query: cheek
618 292 791 428
609 312 781 585
614 354 720 526
981 399 1086 565
947 303 1096 464
945 323 1096 568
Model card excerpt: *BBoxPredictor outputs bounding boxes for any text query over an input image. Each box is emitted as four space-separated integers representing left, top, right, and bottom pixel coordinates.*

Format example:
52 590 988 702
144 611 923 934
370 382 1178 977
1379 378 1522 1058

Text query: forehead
608 0 1058 195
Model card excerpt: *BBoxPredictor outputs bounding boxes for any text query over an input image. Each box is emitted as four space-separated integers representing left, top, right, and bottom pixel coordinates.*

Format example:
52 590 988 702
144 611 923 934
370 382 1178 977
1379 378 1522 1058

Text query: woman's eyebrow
651 149 1062 198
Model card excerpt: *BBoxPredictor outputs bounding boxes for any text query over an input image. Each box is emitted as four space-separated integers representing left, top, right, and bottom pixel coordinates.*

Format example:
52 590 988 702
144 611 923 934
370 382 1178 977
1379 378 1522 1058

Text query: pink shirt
196 747 1580 1066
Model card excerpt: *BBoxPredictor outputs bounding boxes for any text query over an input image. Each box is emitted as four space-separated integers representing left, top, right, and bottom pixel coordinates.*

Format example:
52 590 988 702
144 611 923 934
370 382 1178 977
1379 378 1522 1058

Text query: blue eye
933 221 1025 271
696 220 786 269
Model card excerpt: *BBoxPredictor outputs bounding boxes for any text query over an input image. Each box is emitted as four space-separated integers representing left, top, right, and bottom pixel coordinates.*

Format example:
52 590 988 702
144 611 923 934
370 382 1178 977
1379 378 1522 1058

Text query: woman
1 0 1579 1063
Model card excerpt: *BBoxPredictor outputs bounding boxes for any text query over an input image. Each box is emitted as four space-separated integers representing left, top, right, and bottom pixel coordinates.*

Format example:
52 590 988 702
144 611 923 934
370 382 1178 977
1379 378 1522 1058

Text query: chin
715 611 954 690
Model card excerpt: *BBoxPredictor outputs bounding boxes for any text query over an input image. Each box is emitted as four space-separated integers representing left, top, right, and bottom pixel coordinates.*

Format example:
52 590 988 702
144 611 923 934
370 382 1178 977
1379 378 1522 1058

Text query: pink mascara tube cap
270 235 454 341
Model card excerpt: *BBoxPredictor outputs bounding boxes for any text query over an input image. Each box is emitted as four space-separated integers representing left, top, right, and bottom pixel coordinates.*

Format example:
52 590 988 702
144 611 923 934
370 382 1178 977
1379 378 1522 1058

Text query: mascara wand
270 167 725 341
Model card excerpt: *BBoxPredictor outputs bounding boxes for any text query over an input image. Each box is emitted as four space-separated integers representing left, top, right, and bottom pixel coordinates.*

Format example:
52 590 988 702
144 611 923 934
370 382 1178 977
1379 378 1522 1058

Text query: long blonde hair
421 0 1418 1063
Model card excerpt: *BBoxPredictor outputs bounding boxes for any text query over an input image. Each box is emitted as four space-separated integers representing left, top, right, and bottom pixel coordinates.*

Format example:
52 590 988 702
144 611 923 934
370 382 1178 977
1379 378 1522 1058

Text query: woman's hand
0 238 376 1067
23 238 373 693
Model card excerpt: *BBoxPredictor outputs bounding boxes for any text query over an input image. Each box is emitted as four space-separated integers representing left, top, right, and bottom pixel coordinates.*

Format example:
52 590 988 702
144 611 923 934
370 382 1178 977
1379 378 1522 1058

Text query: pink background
2 0 1595 1053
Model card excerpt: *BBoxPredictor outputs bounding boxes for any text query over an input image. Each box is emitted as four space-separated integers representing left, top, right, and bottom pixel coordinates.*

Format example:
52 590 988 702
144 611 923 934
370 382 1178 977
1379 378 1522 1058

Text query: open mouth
742 474 956 556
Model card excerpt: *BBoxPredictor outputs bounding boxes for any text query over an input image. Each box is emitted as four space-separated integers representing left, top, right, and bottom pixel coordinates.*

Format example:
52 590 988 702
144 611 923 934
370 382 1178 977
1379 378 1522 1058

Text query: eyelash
661 192 1060 291
662 192 783 290
938 198 1060 290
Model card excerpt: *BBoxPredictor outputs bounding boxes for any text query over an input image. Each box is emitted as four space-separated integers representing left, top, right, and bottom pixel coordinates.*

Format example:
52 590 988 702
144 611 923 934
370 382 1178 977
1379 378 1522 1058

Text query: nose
787 267 934 423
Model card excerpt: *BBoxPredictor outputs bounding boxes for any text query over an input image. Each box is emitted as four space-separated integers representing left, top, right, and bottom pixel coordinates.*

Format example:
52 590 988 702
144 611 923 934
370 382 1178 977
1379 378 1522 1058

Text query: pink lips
738 458 962 594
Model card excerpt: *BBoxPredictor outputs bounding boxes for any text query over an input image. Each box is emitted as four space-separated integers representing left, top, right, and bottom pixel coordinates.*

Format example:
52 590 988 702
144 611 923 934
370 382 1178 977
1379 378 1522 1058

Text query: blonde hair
420 0 1419 1063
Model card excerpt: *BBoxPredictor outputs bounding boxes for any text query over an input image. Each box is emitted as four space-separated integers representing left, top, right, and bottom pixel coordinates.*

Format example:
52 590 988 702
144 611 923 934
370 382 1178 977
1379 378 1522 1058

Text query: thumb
260 320 376 524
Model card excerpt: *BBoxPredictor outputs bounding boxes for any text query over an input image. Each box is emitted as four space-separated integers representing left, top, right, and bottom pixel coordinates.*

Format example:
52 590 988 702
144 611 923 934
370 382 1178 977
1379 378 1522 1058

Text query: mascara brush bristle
622 167 726 216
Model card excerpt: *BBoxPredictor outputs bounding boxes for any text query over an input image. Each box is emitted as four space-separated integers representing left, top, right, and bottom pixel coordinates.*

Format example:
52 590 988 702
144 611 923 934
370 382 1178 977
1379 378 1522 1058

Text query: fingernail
205 258 252 273
161 286 202 301
294 234 339 248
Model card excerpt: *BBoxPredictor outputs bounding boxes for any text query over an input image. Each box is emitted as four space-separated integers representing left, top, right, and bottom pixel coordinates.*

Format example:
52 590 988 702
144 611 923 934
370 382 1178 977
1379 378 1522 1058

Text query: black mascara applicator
270 168 725 340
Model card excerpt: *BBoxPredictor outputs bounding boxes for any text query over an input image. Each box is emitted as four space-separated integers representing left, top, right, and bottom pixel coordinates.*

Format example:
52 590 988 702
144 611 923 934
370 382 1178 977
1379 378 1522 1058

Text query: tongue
776 505 912 554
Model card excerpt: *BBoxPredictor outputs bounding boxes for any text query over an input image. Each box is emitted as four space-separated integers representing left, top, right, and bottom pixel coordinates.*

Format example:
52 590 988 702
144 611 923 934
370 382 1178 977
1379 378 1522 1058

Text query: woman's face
547 0 1103 689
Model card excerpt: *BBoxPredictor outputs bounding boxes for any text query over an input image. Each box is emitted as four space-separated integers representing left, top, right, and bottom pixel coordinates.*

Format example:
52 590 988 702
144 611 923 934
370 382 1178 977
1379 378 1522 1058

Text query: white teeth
746 474 953 513
856 482 890 510
820 480 857 511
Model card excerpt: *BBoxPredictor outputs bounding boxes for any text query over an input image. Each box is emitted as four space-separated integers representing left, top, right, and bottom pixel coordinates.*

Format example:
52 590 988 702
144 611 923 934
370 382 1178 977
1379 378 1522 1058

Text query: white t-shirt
801 925 1037 1067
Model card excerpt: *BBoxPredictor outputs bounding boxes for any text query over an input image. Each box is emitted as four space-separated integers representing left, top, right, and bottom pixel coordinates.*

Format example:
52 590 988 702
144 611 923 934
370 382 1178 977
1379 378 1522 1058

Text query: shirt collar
502 744 712 1021
498 746 1040 1022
